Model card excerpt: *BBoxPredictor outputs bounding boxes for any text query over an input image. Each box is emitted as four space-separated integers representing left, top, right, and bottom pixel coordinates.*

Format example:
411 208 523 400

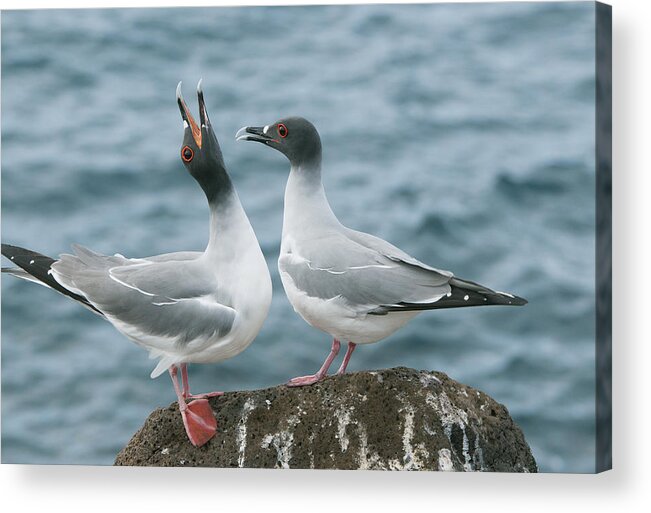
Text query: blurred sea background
1 2 596 471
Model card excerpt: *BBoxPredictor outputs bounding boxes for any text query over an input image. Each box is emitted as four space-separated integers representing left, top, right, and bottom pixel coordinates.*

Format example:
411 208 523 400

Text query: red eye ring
181 145 194 162
277 123 288 138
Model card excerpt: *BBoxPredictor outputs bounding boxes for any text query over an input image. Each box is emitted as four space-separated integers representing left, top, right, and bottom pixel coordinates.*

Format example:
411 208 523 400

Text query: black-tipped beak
235 126 276 144
176 81 203 147
197 79 211 129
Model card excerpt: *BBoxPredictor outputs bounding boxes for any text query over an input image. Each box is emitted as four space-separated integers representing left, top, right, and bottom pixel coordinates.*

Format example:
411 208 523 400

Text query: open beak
177 81 204 148
235 125 277 145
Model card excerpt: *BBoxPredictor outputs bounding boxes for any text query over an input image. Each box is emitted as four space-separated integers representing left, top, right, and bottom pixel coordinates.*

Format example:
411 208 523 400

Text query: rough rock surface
115 367 536 471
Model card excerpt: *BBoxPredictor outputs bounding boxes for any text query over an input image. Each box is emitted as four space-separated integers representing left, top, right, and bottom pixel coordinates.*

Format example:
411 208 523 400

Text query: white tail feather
150 355 178 379
2 268 54 289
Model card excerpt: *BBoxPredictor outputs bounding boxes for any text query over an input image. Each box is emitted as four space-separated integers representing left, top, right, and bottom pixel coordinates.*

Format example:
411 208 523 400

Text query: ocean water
1 2 597 471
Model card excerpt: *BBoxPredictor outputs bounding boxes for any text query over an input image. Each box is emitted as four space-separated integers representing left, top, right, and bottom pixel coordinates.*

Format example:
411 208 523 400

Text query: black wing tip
1 242 104 316
372 289 528 314
510 295 528 306
2 243 42 258
2 243 20 257
490 292 528 306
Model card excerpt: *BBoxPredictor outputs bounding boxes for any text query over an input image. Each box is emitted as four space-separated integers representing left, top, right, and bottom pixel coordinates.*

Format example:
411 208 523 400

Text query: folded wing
281 229 526 316
280 231 452 315
50 245 237 353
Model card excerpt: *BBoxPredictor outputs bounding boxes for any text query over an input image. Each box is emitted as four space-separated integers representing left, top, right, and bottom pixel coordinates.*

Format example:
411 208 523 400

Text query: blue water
1 2 596 471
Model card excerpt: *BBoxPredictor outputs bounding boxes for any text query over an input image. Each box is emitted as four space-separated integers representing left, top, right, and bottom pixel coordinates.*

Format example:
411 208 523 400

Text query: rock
114 367 536 471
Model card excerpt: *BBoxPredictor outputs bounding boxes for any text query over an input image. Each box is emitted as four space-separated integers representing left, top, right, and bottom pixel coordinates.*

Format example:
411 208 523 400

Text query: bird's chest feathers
213 244 268 300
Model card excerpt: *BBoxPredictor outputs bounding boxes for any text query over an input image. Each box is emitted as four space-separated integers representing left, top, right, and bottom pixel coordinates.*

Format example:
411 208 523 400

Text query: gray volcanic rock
114 367 536 471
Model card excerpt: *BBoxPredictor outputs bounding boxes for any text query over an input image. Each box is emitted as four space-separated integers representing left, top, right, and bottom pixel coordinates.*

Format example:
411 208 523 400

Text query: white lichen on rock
438 448 455 471
398 395 430 470
236 397 256 468
419 371 442 387
427 391 482 471
335 407 353 452
356 422 389 470
260 413 301 469
116 367 536 472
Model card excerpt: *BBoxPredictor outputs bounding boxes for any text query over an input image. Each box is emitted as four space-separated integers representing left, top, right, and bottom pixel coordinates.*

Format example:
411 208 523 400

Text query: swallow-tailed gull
237 117 526 386
2 82 272 446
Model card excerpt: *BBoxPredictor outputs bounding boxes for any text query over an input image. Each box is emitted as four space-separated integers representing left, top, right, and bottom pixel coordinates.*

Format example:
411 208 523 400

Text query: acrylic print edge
595 0 612 474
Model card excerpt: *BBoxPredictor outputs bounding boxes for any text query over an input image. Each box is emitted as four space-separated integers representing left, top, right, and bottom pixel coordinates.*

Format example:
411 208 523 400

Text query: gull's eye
277 123 288 138
181 145 194 162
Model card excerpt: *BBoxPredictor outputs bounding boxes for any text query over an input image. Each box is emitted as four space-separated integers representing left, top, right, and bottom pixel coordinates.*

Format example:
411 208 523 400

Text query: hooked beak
235 125 277 145
177 80 210 148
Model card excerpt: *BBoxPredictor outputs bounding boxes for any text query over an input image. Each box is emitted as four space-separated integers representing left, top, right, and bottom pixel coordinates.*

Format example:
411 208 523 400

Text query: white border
1 0 649 511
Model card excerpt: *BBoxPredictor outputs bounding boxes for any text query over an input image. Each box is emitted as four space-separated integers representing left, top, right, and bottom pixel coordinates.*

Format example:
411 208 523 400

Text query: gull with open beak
2 81 272 446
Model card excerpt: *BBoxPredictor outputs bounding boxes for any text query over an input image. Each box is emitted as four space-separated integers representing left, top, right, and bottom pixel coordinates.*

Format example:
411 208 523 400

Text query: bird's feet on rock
183 391 224 400
286 339 342 387
179 398 217 447
286 374 325 387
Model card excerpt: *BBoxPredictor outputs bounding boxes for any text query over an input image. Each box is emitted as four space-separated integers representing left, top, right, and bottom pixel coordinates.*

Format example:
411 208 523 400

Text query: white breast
200 223 272 362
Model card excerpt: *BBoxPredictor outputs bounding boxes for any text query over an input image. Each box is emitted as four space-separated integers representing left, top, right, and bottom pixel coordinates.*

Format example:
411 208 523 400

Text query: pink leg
169 365 216 447
287 339 341 387
336 342 357 375
181 363 190 397
181 363 224 400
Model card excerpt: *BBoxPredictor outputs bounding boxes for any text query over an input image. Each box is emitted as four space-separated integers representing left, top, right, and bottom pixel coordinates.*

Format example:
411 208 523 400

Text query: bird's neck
205 192 257 259
283 161 341 238
196 164 234 207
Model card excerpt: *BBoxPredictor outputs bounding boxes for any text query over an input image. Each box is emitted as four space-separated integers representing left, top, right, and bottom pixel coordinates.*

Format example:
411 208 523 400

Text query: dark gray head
236 117 322 168
177 81 232 204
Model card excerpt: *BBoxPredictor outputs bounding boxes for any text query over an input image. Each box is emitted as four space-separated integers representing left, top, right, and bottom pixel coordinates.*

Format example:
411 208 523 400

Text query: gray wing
344 227 454 275
345 228 527 311
279 231 453 314
50 245 236 347
142 251 202 263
